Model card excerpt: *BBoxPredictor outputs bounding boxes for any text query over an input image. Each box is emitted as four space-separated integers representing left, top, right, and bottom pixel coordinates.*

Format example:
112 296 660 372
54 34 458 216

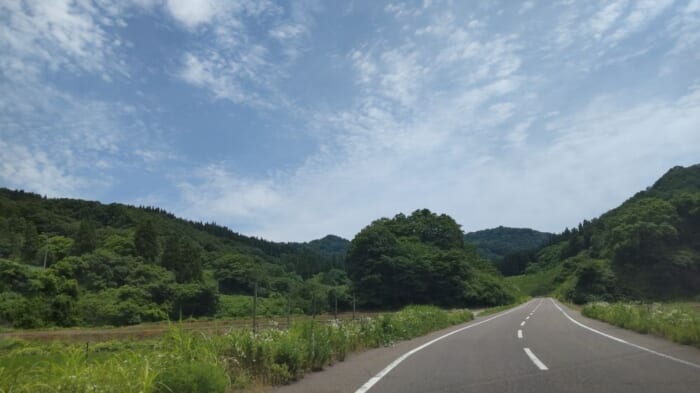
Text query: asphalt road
273 298 700 393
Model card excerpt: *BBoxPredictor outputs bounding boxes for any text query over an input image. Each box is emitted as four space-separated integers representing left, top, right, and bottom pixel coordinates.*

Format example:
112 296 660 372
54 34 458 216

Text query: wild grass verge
478 297 531 317
0 305 473 393
582 302 700 348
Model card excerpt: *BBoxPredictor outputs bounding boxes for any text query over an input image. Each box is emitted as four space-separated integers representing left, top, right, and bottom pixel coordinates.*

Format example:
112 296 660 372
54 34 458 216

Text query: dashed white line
517 329 523 339
524 347 549 370
550 299 700 370
353 301 533 393
526 316 530 320
520 321 526 326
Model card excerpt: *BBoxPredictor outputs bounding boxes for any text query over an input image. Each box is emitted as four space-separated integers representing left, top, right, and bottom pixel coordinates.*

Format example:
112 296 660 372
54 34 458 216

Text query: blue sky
1 0 699 241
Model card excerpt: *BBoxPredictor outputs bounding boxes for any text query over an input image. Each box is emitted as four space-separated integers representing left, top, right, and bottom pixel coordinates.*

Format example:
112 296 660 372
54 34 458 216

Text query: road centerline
517 329 523 339
524 347 549 370
352 301 533 393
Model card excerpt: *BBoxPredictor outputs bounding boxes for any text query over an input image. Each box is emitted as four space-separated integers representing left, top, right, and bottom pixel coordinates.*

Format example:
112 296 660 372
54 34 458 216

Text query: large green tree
161 235 203 283
74 220 97 255
21 221 39 263
134 220 159 261
347 209 512 308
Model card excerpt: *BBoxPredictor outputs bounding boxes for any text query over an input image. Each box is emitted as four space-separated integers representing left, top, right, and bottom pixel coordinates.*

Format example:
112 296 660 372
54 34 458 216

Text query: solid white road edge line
517 329 523 339
352 300 534 393
523 347 549 370
550 299 700 370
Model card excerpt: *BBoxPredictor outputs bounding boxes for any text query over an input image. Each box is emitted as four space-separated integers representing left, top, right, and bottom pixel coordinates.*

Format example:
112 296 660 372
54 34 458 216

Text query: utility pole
352 294 356 320
253 282 258 335
287 294 291 328
311 292 316 320
42 243 48 269
334 289 338 320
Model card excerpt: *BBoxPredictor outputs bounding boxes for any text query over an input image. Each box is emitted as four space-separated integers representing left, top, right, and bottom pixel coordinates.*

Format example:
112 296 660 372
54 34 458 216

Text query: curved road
273 298 700 393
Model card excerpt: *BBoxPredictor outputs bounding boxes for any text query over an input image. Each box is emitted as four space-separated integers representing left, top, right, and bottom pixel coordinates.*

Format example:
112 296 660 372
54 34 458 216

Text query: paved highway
273 298 700 393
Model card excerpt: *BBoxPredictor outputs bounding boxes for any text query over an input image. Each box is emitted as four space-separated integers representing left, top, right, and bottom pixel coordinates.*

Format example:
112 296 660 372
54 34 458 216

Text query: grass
0 311 383 343
0 305 474 393
504 266 560 298
582 302 700 348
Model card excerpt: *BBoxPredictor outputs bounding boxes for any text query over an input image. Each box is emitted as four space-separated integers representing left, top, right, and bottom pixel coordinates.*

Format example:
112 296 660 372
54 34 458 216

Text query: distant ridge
464 226 552 261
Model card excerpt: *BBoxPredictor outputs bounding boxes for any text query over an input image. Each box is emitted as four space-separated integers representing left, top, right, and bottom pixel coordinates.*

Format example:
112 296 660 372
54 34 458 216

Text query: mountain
0 188 349 328
306 234 350 258
464 226 552 261
508 164 700 303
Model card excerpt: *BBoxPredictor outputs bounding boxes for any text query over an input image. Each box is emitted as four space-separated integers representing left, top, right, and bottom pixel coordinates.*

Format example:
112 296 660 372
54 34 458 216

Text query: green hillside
509 164 700 303
464 227 552 261
0 190 512 329
0 188 351 328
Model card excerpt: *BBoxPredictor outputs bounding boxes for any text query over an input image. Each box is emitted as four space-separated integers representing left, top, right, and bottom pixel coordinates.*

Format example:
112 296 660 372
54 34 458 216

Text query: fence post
85 341 89 365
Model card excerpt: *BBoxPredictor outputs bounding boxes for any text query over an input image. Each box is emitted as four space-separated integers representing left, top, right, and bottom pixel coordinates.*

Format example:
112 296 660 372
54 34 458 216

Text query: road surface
273 298 700 393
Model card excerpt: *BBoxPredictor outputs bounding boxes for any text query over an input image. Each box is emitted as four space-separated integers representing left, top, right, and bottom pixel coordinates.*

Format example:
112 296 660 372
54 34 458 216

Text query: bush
154 361 227 393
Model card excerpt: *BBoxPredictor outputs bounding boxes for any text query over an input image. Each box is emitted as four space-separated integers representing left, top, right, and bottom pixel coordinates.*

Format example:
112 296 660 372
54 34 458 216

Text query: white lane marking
531 299 544 313
524 347 549 370
550 299 700 370
353 301 533 393
526 316 530 320
520 321 526 326
517 329 523 339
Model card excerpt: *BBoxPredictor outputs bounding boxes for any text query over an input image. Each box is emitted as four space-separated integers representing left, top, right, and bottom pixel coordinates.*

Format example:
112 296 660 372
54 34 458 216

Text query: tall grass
582 302 700 347
0 305 473 393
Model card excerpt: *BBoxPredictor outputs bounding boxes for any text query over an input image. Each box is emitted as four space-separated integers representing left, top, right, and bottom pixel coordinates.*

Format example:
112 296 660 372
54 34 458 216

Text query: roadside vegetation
0 305 473 393
582 302 700 348
477 297 531 317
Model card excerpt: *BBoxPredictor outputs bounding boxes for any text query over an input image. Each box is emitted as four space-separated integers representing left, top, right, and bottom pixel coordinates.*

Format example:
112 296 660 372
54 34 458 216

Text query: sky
1 0 699 242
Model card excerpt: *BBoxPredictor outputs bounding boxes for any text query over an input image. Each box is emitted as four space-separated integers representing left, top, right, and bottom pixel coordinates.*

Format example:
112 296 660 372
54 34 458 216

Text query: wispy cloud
1 1 698 242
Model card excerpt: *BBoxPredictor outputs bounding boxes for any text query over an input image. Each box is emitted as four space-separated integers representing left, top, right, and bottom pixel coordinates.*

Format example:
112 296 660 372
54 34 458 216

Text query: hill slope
510 164 700 303
0 188 350 328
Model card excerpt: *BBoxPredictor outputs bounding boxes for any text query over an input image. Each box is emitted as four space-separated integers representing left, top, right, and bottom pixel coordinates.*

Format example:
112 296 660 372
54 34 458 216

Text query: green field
504 267 560 298
0 305 474 393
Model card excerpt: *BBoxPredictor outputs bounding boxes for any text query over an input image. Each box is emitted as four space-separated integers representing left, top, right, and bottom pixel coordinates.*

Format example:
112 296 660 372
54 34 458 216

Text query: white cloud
607 0 675 44
0 0 118 81
590 0 628 39
519 1 535 15
177 164 282 220
170 0 312 106
165 0 217 28
0 140 85 197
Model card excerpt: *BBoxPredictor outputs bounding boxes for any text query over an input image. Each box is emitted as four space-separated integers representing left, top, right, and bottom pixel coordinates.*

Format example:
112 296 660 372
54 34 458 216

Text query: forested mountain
509 164 700 303
464 226 552 262
347 209 515 308
0 188 350 328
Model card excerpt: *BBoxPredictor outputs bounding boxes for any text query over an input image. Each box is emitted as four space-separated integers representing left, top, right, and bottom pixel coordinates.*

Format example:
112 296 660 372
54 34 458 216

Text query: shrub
154 361 227 393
